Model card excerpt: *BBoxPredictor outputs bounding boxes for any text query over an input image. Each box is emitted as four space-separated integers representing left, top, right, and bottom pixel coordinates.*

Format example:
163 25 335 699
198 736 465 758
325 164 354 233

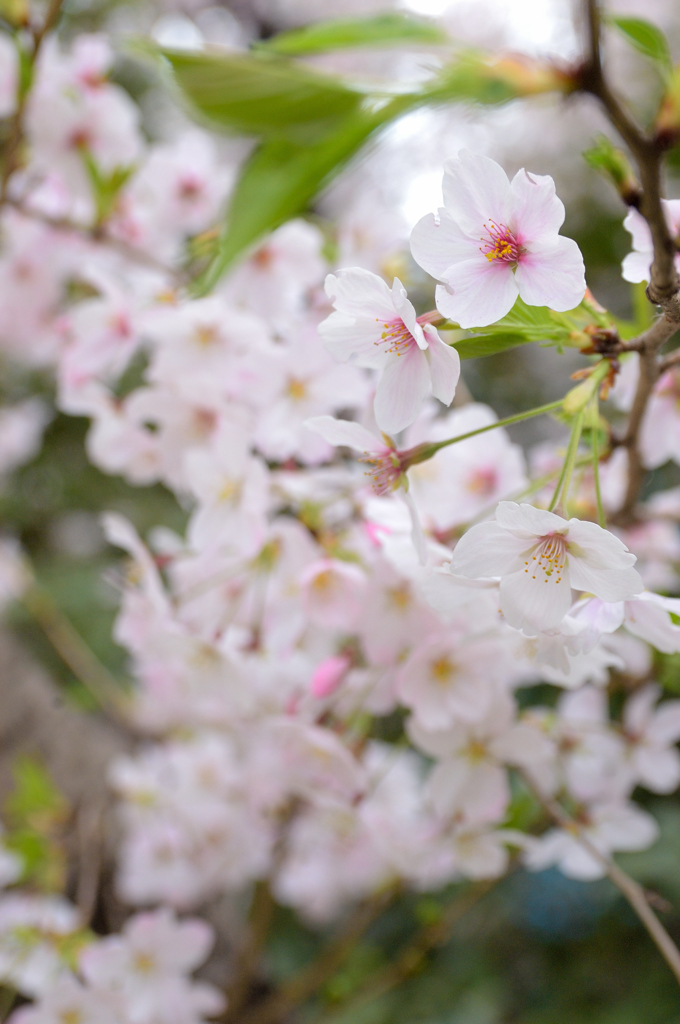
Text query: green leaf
609 16 672 78
452 298 577 359
161 48 364 141
194 106 397 292
255 13 447 56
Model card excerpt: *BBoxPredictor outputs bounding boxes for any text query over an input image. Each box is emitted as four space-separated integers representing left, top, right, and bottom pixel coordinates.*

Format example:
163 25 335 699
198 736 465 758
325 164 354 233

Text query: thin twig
236 886 399 1024
21 586 133 729
524 773 680 987
313 879 499 1024
222 881 277 1024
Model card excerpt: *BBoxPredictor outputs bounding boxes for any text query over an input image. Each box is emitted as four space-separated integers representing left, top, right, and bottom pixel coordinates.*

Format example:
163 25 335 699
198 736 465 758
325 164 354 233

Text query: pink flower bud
310 654 351 699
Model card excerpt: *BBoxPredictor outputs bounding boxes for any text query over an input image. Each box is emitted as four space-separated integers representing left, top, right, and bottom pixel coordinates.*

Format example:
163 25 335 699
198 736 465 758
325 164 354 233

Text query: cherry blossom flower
410 151 586 328
319 268 460 434
622 200 680 284
523 800 659 881
448 502 643 632
623 685 680 793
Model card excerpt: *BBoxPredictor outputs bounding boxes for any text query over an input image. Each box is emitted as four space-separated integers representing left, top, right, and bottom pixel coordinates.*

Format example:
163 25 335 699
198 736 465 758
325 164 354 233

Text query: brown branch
523 773 680 987
610 314 679 524
580 0 679 309
313 878 498 1024
236 886 398 1024
222 881 276 1024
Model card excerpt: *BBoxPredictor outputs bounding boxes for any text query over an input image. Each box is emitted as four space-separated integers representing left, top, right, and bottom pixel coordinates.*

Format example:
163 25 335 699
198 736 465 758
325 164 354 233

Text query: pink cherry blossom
622 200 680 284
410 151 586 328
319 268 460 434
448 502 643 633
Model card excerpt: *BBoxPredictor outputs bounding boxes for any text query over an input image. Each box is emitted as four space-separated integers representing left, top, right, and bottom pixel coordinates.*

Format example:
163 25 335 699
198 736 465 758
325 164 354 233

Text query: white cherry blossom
448 502 643 632
410 151 586 329
319 268 460 434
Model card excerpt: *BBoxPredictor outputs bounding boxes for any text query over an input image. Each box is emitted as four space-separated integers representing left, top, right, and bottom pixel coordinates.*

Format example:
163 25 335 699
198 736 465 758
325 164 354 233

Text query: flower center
524 532 568 583
359 448 403 495
375 318 415 357
480 221 523 264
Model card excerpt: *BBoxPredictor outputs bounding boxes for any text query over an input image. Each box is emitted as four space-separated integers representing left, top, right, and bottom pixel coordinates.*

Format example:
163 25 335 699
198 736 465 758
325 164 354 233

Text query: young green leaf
609 16 672 78
255 13 447 56
194 109 387 293
161 48 364 142
450 298 593 359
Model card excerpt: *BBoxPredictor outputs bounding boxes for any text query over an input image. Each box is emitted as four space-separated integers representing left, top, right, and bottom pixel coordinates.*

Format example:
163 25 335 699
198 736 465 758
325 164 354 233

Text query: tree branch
236 886 398 1024
580 0 679 309
524 773 680 986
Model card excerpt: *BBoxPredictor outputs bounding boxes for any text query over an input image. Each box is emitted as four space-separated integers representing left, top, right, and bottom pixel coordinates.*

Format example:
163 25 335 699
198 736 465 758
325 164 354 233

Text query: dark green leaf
609 16 672 77
194 105 404 292
256 13 447 56
162 48 364 141
451 298 588 359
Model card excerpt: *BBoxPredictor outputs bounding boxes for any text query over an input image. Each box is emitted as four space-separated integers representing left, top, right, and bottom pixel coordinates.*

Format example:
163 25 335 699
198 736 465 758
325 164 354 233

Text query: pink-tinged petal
622 250 652 284
623 207 652 253
304 415 384 452
424 328 460 406
565 518 637 570
324 268 396 321
515 236 586 311
311 654 351 698
509 168 566 243
391 278 426 348
567 560 644 602
624 598 680 653
400 487 427 565
319 310 390 368
623 683 659 735
442 150 512 235
410 209 480 281
495 501 567 538
500 568 572 631
435 259 519 329
648 702 680 745
635 747 680 793
449 521 529 578
374 344 431 434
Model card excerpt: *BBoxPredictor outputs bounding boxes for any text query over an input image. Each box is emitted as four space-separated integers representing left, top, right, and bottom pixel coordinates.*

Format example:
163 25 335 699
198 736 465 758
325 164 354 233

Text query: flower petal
410 208 479 281
495 501 568 538
500 568 572 631
435 259 519 329
567 560 644 602
449 521 529 578
319 310 389 368
374 345 431 434
514 236 586 312
509 168 565 243
304 415 384 452
442 150 512 234
424 327 460 406
324 268 395 320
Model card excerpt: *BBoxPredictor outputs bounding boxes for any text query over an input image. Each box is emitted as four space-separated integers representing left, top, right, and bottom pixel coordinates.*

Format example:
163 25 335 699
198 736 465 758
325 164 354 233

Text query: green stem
591 401 606 529
403 398 563 470
549 409 585 513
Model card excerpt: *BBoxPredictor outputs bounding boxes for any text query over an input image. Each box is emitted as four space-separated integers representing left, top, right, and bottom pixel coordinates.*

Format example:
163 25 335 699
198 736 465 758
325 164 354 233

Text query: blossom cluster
2 9 680 1017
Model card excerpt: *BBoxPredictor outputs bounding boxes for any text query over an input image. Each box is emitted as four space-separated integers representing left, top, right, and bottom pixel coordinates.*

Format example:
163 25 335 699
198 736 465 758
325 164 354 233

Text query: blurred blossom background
2 0 680 1022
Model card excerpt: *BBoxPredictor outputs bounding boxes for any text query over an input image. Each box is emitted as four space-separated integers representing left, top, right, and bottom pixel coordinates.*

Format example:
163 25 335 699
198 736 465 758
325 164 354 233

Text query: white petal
319 310 389 368
391 278 425 348
442 150 512 234
304 415 383 452
374 345 431 435
622 250 652 284
514 236 586 311
409 209 480 281
509 167 565 242
568 560 644 602
435 259 519 329
635 747 680 793
565 517 637 569
424 328 460 406
495 501 567 537
449 521 529 578
324 268 396 320
500 568 573 631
